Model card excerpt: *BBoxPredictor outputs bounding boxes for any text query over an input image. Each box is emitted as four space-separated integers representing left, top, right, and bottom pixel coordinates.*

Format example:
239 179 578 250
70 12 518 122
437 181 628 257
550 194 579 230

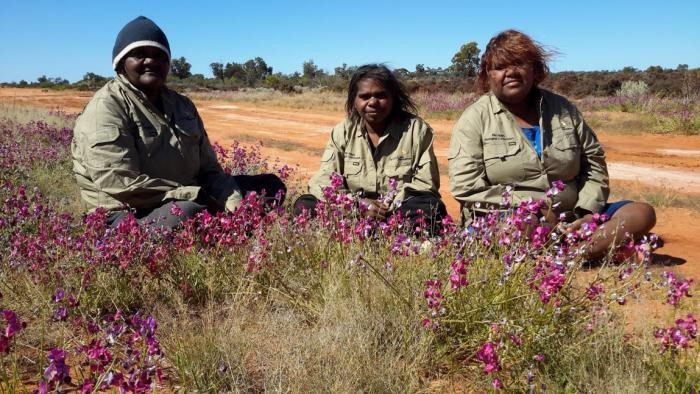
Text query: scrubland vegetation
1 103 698 393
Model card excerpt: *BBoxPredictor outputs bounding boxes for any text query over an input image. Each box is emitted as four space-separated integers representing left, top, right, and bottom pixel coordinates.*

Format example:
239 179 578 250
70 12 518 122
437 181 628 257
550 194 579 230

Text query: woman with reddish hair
448 30 656 259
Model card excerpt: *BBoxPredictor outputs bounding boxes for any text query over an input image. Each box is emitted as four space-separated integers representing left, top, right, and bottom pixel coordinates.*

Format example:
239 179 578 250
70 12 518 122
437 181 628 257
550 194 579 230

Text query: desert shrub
617 80 650 98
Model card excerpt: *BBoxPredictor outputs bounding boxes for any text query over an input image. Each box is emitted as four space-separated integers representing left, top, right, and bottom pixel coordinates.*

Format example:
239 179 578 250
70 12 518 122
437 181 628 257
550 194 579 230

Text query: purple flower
661 271 693 306
654 314 697 352
424 279 444 310
492 378 503 390
586 282 604 300
476 342 501 374
43 348 71 385
449 256 470 290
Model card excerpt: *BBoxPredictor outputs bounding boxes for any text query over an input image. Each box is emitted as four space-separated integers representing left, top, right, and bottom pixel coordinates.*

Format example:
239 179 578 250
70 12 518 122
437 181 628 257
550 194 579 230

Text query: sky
1 0 698 83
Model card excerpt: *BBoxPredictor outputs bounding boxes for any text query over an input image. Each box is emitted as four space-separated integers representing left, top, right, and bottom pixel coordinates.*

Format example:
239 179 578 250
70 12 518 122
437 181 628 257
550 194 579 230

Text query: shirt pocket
482 140 526 184
174 114 202 161
343 157 363 176
343 157 364 191
385 156 414 183
483 140 520 167
175 113 202 140
549 127 580 179
134 119 162 157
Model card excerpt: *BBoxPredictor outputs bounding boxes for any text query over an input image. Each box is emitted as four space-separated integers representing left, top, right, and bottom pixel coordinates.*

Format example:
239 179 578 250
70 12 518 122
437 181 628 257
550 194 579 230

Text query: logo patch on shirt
484 131 515 143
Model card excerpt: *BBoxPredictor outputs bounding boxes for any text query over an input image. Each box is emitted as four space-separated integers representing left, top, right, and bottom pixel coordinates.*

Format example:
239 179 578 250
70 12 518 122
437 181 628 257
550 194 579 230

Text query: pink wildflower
654 313 697 352
661 271 693 306
449 256 470 290
476 342 501 374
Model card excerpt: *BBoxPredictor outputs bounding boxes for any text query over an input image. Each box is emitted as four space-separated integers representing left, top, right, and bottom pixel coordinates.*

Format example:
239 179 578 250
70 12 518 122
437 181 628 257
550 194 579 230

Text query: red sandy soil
2 88 699 286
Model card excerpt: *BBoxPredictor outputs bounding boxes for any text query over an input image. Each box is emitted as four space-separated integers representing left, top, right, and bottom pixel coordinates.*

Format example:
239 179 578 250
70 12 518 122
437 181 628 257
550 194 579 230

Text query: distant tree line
2 42 698 98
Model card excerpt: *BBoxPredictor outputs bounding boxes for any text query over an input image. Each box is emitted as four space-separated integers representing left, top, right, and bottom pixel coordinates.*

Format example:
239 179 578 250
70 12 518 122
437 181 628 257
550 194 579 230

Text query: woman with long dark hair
297 64 446 229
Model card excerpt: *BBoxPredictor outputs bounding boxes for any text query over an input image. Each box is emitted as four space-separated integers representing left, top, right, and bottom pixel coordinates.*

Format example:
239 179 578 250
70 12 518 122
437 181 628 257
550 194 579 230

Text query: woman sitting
72 16 286 229
296 64 446 232
448 30 656 259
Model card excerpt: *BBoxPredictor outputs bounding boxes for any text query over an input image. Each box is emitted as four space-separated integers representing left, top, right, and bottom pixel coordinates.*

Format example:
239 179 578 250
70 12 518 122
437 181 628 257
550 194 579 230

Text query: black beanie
112 16 171 70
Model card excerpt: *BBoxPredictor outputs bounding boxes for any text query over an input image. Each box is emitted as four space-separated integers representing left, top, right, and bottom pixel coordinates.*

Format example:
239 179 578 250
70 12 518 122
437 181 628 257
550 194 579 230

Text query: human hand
560 213 593 234
360 198 389 219
539 207 559 227
195 190 226 213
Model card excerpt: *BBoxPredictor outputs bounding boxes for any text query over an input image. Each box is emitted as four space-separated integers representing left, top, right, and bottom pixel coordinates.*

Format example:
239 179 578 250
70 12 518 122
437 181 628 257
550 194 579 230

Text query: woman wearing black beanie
71 16 286 228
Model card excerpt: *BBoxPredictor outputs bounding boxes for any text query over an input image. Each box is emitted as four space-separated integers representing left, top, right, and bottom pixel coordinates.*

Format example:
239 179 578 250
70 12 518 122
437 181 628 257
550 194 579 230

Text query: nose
504 65 517 75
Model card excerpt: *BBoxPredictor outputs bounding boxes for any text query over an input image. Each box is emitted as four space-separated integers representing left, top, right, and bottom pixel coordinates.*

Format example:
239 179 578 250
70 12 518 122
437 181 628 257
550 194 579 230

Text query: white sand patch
209 105 239 109
608 162 700 193
657 149 700 157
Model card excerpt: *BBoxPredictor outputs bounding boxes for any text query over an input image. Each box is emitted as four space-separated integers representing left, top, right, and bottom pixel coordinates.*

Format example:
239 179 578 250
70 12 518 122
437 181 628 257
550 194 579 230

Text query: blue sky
1 0 698 83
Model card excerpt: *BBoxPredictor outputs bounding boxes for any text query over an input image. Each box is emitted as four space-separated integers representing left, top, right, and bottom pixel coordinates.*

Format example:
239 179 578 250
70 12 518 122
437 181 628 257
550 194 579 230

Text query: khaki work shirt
308 115 440 205
448 89 609 221
72 75 241 212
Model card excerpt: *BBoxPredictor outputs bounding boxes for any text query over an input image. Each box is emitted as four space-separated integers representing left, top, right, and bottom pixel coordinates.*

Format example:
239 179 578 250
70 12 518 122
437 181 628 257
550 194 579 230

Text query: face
354 78 394 129
121 46 169 94
487 61 535 105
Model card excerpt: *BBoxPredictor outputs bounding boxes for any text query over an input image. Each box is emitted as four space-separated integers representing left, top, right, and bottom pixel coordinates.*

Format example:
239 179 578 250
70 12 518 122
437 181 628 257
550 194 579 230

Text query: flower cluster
1 307 25 354
35 311 165 393
654 314 697 352
661 271 693 307
476 342 501 374
212 140 293 181
422 279 444 329
449 255 469 290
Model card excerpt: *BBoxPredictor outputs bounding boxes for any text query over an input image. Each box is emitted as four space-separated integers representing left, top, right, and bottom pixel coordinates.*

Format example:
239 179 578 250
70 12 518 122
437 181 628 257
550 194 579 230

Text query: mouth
504 79 522 87
143 69 163 78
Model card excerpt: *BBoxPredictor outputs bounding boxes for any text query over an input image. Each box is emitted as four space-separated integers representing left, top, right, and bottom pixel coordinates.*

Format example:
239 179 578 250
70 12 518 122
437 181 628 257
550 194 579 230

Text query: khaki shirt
308 115 440 205
72 75 241 212
448 89 609 220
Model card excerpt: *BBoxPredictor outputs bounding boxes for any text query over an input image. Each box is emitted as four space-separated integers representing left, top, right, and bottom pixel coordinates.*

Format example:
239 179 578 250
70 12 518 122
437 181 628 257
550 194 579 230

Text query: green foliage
302 59 327 87
171 56 193 79
210 62 225 81
74 72 110 91
451 41 480 78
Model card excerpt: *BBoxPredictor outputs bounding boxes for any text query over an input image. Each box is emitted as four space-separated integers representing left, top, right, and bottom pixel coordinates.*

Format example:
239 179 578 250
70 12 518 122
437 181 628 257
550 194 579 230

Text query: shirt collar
356 116 405 141
487 87 544 115
116 74 172 111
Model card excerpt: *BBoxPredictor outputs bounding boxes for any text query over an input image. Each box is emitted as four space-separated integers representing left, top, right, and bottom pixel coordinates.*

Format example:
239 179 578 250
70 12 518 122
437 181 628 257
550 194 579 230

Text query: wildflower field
0 96 699 393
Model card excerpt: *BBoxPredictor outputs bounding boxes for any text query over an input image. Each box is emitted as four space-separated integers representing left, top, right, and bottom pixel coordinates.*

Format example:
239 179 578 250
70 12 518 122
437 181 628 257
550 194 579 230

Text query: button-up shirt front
309 114 440 205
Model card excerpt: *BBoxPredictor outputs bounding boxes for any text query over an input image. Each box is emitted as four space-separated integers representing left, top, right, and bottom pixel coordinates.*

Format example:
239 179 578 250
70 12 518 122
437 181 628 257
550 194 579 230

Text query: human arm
573 110 609 214
192 112 243 211
448 112 511 213
395 123 440 203
308 124 348 199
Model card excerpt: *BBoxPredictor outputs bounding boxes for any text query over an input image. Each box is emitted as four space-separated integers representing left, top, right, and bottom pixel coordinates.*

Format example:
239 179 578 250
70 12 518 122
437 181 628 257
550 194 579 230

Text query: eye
357 93 371 100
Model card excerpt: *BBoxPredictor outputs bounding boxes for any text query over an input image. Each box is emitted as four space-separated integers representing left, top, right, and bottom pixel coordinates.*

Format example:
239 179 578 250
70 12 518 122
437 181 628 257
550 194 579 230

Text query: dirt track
1 87 699 280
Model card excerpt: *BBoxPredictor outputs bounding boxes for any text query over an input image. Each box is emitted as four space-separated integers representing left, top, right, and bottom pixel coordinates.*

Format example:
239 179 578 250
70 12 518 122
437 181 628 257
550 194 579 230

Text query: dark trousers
107 173 286 229
293 192 447 236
